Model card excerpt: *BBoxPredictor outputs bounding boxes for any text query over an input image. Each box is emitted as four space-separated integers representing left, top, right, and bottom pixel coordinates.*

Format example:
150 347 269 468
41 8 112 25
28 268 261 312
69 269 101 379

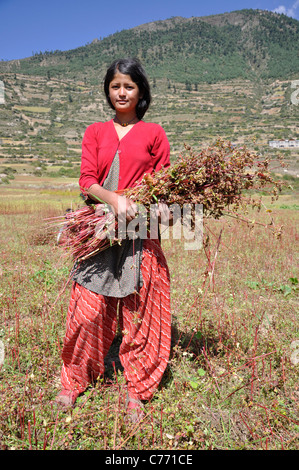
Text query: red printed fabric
60 238 171 401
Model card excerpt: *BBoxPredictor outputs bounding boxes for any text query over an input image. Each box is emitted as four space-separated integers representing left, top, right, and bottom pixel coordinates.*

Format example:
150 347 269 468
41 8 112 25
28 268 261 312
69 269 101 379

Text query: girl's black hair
104 58 151 120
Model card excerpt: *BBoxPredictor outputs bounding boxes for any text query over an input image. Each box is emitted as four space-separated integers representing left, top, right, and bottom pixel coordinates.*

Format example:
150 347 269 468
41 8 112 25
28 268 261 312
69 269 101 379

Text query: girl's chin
114 103 137 114
115 105 131 112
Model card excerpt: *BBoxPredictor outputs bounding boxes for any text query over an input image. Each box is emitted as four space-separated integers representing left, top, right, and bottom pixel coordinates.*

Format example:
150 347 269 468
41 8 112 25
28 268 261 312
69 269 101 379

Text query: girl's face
108 72 141 116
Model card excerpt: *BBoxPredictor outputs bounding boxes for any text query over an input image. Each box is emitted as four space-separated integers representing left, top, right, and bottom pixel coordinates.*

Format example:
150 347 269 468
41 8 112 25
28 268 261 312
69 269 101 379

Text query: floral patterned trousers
60 238 171 401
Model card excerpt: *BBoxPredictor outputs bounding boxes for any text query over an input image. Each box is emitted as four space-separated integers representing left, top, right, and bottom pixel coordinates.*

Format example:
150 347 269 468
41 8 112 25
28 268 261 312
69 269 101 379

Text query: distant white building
269 139 299 148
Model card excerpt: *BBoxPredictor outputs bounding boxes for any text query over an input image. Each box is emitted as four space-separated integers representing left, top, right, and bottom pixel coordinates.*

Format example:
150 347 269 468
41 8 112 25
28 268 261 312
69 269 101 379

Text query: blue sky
0 0 298 61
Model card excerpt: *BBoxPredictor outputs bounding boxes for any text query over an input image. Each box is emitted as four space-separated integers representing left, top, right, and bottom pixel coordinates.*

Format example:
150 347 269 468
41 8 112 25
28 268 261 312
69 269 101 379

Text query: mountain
0 9 298 185
1 9 299 84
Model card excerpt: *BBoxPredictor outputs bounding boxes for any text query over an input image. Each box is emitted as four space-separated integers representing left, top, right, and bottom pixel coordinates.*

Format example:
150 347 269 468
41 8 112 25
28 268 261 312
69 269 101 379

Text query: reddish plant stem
251 360 256 401
43 430 49 450
254 403 299 426
28 420 32 450
49 411 60 450
202 346 221 396
281 355 286 392
151 406 155 446
160 404 163 447
239 412 256 441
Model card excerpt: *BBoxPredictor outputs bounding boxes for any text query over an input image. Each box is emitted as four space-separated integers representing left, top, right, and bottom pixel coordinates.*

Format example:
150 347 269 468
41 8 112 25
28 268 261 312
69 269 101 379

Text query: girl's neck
114 113 139 127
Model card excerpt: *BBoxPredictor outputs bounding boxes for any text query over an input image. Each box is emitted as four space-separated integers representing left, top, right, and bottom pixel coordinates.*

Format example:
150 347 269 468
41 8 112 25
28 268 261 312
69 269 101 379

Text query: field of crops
0 179 298 451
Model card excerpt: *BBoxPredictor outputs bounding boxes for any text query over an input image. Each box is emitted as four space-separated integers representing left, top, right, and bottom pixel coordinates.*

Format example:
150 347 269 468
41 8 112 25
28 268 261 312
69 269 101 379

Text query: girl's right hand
86 184 137 223
112 195 137 223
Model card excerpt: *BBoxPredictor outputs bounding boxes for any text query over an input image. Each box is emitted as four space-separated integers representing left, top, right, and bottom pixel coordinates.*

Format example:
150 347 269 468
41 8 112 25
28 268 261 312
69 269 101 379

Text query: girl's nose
119 86 126 96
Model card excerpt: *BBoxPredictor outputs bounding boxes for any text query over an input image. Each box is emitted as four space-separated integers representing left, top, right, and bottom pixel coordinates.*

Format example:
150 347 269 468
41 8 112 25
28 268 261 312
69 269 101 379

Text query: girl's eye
110 83 136 90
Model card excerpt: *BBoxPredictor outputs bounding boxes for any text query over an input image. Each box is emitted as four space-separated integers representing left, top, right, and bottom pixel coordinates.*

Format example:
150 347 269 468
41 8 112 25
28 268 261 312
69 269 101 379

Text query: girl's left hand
157 203 173 226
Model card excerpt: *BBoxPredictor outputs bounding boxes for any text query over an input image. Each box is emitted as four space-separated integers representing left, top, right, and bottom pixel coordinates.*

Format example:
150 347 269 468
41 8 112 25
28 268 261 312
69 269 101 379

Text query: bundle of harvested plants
51 140 283 262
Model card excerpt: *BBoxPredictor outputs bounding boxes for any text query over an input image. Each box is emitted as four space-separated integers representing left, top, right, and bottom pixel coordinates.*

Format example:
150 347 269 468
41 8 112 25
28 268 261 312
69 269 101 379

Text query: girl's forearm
86 184 118 208
86 183 136 221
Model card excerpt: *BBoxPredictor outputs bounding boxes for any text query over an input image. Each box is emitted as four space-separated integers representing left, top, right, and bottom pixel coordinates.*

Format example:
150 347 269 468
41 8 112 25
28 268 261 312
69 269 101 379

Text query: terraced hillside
0 72 298 186
0 9 298 188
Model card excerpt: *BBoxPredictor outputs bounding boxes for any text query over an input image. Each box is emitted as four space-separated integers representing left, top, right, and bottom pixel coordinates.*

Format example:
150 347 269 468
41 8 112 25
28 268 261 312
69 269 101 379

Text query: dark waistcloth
72 151 143 298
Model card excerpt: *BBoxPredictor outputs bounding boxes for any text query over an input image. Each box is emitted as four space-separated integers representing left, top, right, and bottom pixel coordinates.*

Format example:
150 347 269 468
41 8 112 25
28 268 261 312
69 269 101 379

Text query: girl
56 58 172 423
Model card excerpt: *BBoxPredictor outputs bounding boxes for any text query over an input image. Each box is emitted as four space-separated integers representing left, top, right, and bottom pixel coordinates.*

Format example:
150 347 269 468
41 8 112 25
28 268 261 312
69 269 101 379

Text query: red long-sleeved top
79 119 170 192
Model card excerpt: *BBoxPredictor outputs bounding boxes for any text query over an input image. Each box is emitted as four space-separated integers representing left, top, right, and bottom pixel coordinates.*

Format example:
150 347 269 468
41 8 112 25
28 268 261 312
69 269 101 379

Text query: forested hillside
1 9 298 84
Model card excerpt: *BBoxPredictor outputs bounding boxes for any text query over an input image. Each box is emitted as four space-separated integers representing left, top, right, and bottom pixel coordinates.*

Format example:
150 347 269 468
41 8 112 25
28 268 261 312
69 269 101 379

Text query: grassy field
0 180 298 451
